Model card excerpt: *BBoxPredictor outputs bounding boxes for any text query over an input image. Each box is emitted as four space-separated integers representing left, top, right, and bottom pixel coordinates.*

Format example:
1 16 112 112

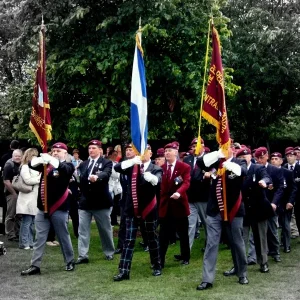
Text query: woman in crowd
16 148 41 250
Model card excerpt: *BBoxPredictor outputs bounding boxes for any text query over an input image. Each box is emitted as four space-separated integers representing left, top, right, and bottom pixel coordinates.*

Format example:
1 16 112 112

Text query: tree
223 0 300 146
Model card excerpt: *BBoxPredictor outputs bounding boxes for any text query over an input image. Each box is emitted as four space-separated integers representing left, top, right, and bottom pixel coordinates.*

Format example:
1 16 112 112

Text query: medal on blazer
228 172 237 179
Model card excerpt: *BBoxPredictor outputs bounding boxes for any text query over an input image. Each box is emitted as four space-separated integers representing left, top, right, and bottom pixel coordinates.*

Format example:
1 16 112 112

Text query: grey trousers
5 194 21 239
243 228 257 263
31 209 74 268
267 215 280 257
188 202 207 249
78 208 115 258
244 220 268 265
202 214 247 284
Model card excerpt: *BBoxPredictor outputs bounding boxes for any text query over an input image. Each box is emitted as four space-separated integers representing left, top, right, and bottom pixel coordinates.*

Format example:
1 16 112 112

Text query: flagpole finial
41 15 45 29
138 17 142 31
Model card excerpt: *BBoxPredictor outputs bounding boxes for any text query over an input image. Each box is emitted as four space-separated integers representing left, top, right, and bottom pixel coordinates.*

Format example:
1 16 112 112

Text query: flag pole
195 18 212 155
41 17 48 214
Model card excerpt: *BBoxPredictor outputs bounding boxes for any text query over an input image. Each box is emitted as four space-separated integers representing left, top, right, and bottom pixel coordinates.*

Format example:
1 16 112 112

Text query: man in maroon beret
21 142 76 275
155 148 165 167
254 147 284 263
196 146 249 290
283 147 300 241
159 142 191 267
113 143 163 280
75 140 115 264
236 147 273 273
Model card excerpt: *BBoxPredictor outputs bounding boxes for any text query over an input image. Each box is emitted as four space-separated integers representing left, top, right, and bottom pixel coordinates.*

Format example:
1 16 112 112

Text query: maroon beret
52 142 68 151
125 143 133 149
164 142 179 150
285 147 295 156
294 146 300 151
88 140 102 148
156 148 165 157
190 137 204 147
254 147 268 157
236 147 251 157
270 152 282 158
171 141 180 150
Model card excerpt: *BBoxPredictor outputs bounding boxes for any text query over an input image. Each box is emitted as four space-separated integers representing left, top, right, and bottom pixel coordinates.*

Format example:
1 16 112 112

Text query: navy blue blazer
265 163 284 206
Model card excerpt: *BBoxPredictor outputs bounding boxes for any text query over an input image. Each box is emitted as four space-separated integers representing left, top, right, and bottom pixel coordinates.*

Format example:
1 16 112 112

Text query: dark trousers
118 216 161 274
279 209 292 250
267 215 280 257
159 215 190 265
69 200 79 238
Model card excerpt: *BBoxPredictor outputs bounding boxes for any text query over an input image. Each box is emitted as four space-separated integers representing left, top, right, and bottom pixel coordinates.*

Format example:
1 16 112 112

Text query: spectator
16 148 41 250
3 149 23 241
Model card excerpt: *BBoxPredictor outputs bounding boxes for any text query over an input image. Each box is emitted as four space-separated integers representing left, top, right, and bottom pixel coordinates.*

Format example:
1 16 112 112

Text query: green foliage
0 0 238 147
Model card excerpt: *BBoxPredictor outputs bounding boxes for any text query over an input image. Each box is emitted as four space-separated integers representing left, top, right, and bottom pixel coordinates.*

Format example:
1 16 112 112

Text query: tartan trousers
118 216 161 274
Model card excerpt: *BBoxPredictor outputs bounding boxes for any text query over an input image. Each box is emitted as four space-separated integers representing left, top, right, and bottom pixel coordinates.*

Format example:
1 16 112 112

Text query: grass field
1 222 300 300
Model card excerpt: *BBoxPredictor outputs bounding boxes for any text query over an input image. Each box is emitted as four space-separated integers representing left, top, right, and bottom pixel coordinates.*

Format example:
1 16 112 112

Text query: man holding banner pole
195 22 248 290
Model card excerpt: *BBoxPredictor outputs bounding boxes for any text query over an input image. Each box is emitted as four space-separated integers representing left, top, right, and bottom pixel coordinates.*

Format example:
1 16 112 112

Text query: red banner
29 25 52 153
202 25 230 157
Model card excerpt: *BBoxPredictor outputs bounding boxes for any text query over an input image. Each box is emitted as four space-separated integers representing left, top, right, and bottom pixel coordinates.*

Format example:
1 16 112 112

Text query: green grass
1 223 300 300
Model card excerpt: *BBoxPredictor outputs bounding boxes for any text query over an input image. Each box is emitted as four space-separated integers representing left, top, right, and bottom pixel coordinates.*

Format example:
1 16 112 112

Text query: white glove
40 153 52 164
31 156 45 167
121 156 142 169
203 151 219 167
40 153 59 168
222 161 241 176
143 172 158 186
217 148 226 158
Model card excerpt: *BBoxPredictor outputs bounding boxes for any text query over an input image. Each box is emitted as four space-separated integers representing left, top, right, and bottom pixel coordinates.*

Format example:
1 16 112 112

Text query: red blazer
159 160 191 218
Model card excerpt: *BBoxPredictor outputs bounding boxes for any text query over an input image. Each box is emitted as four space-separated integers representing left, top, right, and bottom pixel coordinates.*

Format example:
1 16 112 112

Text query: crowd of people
1 138 300 291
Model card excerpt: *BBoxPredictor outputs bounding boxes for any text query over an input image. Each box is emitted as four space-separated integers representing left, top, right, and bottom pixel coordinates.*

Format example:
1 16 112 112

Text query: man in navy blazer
255 147 284 262
237 147 273 273
76 140 115 264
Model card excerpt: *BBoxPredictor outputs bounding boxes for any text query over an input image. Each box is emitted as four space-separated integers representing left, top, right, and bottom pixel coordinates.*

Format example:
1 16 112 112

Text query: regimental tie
167 164 172 181
87 159 95 176
290 165 294 171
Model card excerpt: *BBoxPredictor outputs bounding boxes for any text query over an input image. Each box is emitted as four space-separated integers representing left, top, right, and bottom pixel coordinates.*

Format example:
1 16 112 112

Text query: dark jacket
265 163 284 206
78 157 113 210
114 161 162 219
283 163 300 205
197 157 247 219
242 163 274 224
30 161 75 214
280 167 297 208
183 154 210 203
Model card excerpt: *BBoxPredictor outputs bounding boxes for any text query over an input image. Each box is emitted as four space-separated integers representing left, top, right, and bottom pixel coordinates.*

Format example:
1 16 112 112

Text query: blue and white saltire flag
130 30 148 155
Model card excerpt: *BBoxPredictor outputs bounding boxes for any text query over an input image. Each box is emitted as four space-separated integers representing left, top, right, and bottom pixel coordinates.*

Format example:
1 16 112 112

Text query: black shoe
75 257 89 264
181 260 189 265
223 267 236 276
21 266 41 276
114 248 123 254
106 255 114 261
113 272 130 281
174 254 182 261
238 277 249 284
144 246 149 252
284 247 291 253
65 261 75 271
247 261 256 266
196 282 213 291
273 256 281 262
260 263 269 273
152 269 162 276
